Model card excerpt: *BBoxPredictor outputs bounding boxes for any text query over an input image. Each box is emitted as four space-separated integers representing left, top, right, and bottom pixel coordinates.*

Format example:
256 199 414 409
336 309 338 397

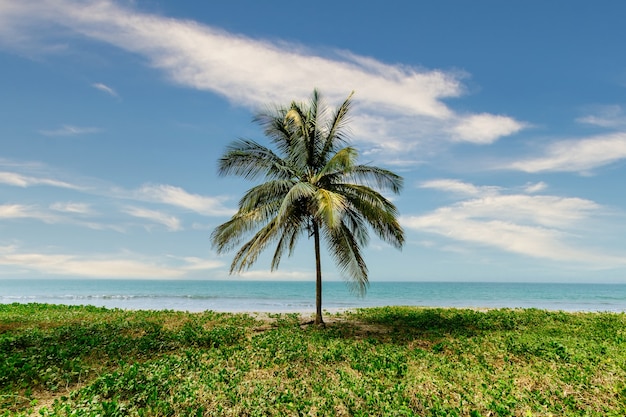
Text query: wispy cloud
123 206 182 231
135 184 233 217
0 0 525 163
50 202 93 215
404 180 625 266
421 179 548 197
420 179 501 197
0 159 233 220
0 246 223 278
0 204 69 224
0 171 81 189
507 132 626 173
450 113 525 144
523 181 547 193
0 247 181 278
577 105 626 128
39 124 102 136
0 203 113 230
0 204 40 219
178 256 224 271
236 269 315 281
92 82 118 97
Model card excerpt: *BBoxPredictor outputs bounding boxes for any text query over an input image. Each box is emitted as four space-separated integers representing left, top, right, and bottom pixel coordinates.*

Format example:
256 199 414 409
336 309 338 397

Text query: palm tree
211 90 404 325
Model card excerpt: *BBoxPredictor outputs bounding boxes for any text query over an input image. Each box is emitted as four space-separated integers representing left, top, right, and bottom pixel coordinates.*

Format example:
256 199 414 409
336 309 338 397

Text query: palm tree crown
211 90 404 324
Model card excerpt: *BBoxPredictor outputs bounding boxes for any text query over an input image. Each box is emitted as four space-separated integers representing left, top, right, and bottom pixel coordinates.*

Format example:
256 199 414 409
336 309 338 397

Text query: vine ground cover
1 303 624 416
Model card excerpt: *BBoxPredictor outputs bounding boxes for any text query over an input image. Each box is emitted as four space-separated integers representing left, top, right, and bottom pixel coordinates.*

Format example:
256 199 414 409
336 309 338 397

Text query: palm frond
315 188 348 230
320 91 353 160
229 217 282 272
238 180 295 212
336 183 404 249
284 104 312 168
218 139 294 180
323 221 369 296
347 164 404 194
210 209 265 254
253 110 293 156
313 147 358 183
276 182 316 221
341 206 370 247
270 214 305 270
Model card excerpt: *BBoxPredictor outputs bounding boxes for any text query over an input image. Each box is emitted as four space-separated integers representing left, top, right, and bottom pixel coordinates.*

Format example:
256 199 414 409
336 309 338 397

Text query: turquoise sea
1 279 625 313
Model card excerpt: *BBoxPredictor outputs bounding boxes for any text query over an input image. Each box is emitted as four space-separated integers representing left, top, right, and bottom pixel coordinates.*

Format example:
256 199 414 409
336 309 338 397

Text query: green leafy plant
1 304 625 416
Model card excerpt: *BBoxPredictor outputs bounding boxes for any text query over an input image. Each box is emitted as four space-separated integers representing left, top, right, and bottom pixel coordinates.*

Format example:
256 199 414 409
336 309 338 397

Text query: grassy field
0 303 625 416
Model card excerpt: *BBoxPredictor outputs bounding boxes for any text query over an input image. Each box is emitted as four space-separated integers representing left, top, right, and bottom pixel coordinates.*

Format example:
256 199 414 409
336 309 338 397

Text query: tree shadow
314 306 525 344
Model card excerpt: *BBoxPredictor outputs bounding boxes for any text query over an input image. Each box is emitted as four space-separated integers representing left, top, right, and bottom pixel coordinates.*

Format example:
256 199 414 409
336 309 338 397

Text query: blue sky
1 0 626 283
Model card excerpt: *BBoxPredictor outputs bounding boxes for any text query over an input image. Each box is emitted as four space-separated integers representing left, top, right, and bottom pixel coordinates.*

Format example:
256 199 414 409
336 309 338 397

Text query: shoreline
2 280 626 313
3 301 625 316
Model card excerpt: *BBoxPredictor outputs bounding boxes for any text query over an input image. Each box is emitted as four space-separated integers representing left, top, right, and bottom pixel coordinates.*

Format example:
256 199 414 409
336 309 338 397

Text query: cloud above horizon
0 0 525 161
451 113 525 144
134 184 234 217
507 132 626 173
576 104 626 128
0 161 234 239
0 171 82 189
39 125 102 137
50 202 94 215
0 246 223 279
403 179 626 267
92 82 118 97
123 206 183 232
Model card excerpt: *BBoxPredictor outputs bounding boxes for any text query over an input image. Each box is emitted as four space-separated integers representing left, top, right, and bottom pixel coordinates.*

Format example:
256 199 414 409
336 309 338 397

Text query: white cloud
50 202 93 214
124 206 182 231
0 250 181 278
0 202 129 232
39 125 102 136
576 105 626 128
405 181 625 266
0 203 115 230
451 113 525 144
136 184 233 217
420 179 501 197
236 269 314 281
0 162 233 223
2 1 460 117
92 82 118 97
0 171 80 189
453 195 598 228
404 214 602 262
508 132 626 173
0 204 59 223
179 256 224 271
523 181 547 193
0 204 35 219
0 246 224 278
0 0 525 164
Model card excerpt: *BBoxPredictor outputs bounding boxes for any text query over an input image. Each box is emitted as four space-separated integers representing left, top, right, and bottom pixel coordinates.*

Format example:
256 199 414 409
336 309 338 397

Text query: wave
0 293 271 301
2 281 624 312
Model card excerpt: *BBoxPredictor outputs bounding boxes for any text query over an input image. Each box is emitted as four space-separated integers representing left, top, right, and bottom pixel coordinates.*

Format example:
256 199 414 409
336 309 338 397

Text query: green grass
1 303 625 416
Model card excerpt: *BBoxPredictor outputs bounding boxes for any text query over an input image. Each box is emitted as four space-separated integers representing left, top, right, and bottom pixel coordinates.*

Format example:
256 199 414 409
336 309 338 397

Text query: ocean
1 279 625 313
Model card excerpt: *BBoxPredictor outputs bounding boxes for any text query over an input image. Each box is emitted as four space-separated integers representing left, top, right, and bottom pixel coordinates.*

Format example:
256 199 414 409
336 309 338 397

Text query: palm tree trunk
313 221 324 325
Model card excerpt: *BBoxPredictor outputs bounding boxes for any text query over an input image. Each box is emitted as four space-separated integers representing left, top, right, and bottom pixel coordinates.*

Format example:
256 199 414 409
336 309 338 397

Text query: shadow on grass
314 306 552 343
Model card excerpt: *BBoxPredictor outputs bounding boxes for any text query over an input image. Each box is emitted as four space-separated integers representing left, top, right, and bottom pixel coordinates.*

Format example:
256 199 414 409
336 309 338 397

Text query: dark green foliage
0 303 249 414
1 304 625 416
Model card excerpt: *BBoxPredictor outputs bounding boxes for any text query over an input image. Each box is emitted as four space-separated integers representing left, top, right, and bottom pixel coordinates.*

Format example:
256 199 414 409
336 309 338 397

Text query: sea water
1 279 625 313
